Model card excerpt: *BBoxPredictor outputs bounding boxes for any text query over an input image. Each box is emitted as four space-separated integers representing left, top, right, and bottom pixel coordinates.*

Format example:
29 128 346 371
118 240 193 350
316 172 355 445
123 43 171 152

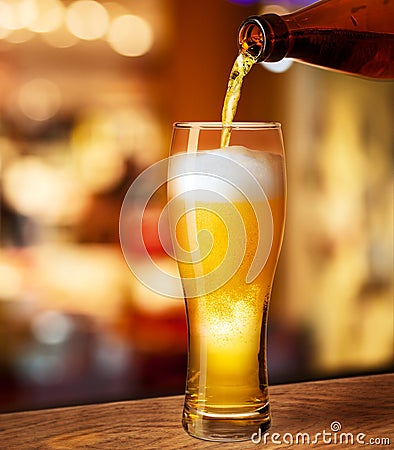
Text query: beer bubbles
120 146 278 299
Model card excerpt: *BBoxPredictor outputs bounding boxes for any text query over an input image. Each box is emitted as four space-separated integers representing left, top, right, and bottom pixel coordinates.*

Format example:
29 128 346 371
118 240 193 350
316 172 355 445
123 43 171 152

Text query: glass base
182 402 271 442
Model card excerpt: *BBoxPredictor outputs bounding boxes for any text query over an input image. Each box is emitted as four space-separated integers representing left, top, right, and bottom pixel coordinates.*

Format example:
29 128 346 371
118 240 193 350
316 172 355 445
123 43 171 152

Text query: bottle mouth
238 18 265 60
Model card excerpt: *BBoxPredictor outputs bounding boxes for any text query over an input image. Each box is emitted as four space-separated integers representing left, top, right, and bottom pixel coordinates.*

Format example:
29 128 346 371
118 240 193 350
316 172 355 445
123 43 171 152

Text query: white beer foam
169 146 283 202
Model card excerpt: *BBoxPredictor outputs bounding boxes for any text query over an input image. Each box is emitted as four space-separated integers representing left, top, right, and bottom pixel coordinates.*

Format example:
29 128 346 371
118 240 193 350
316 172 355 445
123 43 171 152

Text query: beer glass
167 122 286 442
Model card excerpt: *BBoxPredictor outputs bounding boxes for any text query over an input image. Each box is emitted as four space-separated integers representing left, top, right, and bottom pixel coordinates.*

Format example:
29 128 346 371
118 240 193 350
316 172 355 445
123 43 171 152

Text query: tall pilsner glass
167 122 286 442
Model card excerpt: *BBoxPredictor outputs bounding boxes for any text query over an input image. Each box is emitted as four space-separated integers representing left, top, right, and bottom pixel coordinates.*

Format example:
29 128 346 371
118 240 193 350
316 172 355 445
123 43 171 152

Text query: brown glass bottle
239 0 394 79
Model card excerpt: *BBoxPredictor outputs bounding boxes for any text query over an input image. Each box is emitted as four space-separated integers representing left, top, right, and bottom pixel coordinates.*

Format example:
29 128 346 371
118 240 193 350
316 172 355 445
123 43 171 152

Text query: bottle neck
238 1 394 79
238 14 290 63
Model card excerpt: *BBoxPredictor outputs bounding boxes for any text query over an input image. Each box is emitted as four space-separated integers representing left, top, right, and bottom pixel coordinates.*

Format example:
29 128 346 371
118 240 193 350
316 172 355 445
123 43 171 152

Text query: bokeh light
3 156 63 220
0 0 37 30
0 1 157 59
18 78 62 121
71 113 126 194
31 310 74 345
18 0 39 26
107 14 153 57
66 0 109 40
5 28 35 43
28 0 64 33
2 156 88 225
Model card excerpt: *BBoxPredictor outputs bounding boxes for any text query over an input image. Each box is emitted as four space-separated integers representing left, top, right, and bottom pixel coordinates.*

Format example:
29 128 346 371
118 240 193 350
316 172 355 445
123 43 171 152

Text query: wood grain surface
0 373 392 449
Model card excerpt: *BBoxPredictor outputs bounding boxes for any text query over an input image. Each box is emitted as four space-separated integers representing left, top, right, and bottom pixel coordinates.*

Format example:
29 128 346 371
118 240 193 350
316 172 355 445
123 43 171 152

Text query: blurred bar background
0 0 393 412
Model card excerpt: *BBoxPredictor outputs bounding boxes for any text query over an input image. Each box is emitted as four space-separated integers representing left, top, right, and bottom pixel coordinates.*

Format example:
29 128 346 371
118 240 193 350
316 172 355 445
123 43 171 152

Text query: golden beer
168 132 286 442
221 51 257 148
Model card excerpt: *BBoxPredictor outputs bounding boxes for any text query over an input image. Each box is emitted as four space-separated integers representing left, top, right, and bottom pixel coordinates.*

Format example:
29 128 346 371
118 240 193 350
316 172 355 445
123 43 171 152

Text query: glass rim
173 121 281 130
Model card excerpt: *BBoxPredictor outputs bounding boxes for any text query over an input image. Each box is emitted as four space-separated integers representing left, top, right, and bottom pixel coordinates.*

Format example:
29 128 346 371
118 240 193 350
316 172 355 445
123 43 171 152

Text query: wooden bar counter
0 373 392 449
